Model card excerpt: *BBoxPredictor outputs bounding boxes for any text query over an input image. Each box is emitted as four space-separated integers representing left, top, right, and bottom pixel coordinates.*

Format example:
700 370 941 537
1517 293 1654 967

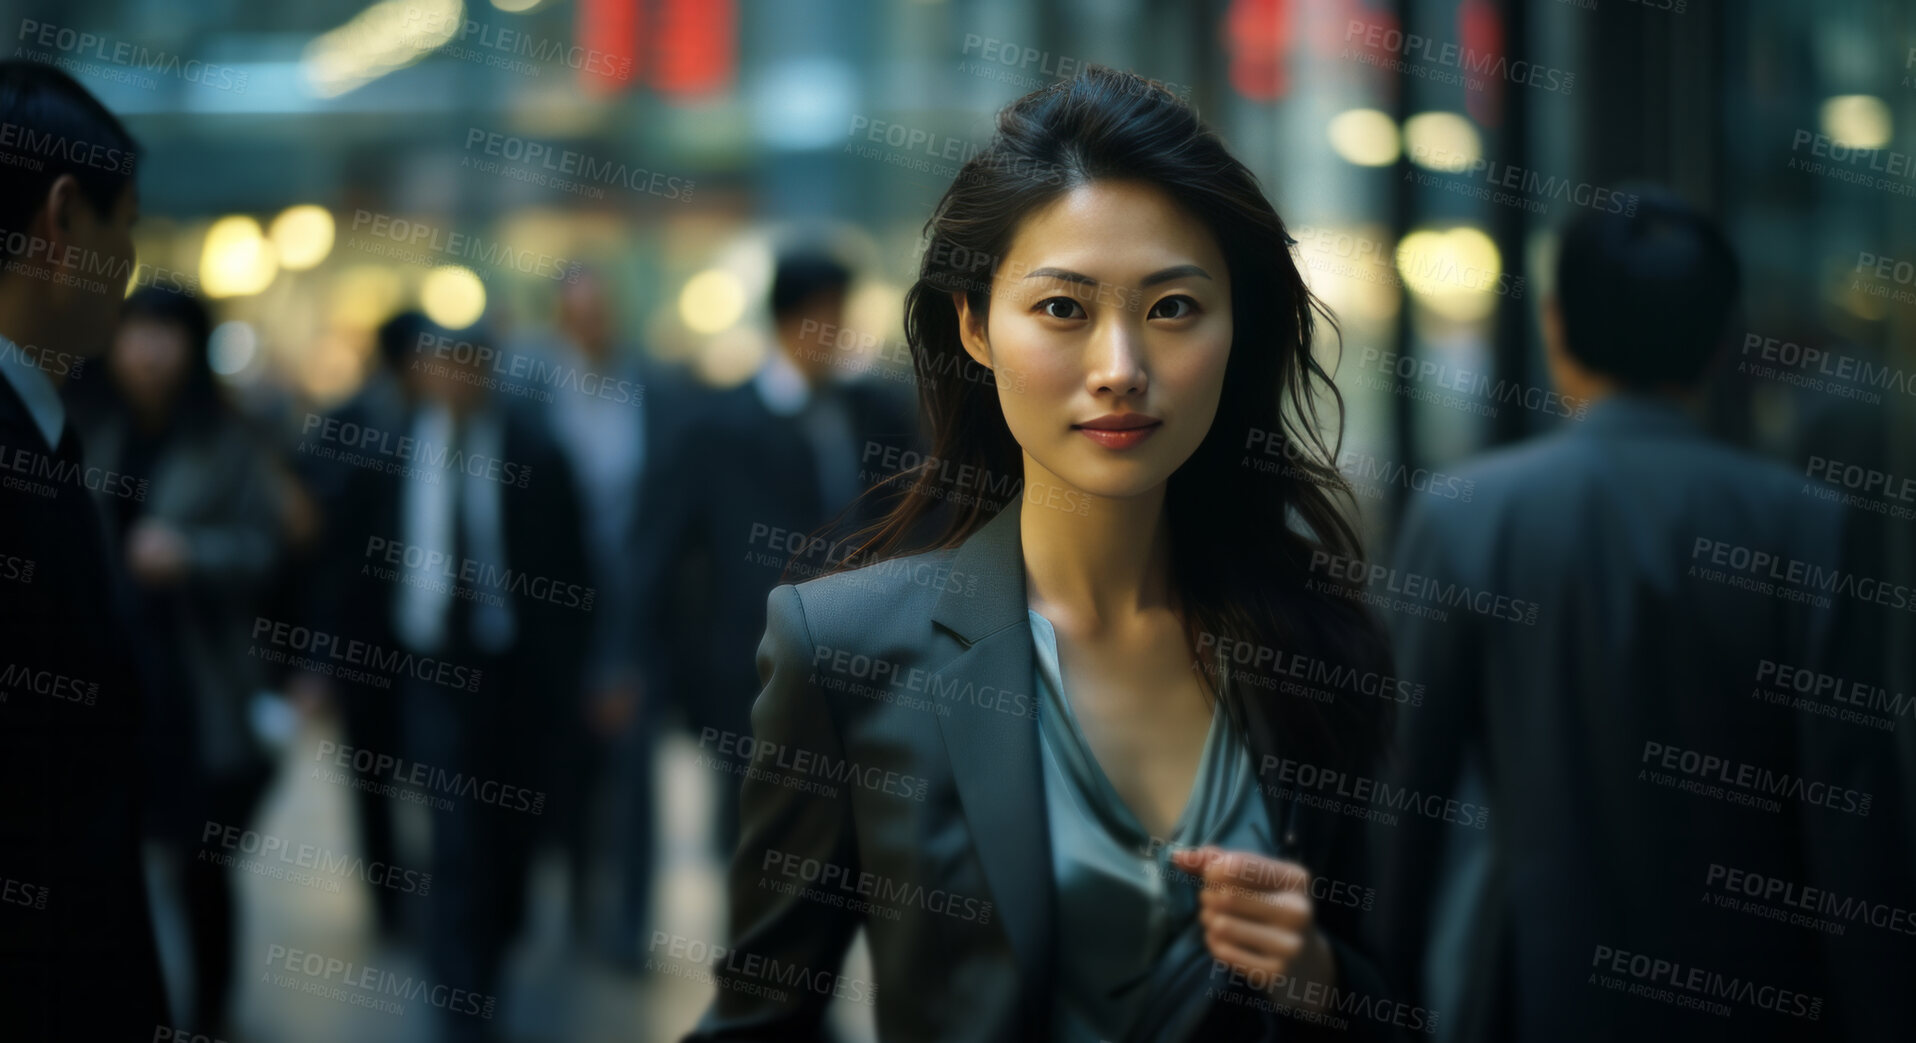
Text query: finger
1202 912 1304 965
1203 935 1286 984
1201 884 1312 928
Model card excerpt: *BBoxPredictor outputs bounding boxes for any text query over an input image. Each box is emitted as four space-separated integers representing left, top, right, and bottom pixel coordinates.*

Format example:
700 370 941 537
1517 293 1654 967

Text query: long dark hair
815 65 1392 771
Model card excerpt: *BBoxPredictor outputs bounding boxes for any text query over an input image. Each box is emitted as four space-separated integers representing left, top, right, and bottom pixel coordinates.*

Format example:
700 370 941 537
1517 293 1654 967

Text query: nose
1085 319 1148 397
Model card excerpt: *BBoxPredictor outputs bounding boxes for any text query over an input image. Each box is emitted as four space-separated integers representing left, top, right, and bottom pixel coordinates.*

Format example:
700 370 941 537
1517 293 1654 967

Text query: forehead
1000 179 1226 279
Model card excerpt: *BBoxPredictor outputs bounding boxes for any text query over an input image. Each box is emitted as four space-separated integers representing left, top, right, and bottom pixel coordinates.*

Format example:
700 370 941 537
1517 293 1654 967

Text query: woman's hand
1171 845 1338 1005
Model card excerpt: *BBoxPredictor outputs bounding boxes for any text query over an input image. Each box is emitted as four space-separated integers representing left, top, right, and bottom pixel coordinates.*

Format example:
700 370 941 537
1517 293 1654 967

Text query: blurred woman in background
69 286 285 1040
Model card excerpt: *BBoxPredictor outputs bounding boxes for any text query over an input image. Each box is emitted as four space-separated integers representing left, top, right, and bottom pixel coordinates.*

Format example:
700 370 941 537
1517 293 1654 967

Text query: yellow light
333 265 405 329
1820 95 1892 150
491 0 542 10
679 268 747 335
199 216 280 298
420 266 487 329
269 205 335 271
1404 112 1482 173
1396 226 1502 322
303 0 464 99
1327 109 1401 168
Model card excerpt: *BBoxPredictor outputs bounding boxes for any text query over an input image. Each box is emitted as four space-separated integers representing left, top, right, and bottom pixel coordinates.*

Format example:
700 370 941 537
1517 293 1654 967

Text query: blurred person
317 319 589 1043
688 67 1396 1042
288 309 433 942
631 246 918 868
520 270 696 963
1372 189 1900 1041
0 59 172 1040
68 286 283 1039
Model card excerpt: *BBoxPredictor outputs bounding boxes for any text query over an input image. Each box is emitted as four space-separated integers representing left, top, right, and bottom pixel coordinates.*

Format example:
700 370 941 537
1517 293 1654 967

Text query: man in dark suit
631 246 920 862
0 60 171 1039
312 321 590 1042
1374 190 1905 1041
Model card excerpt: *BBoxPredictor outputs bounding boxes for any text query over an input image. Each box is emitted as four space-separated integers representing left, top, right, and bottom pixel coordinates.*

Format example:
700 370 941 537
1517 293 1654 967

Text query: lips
1075 413 1161 431
1073 413 1162 449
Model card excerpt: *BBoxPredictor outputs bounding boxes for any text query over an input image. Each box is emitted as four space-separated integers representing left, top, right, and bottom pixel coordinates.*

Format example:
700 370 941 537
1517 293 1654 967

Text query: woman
687 66 1395 1042
70 286 284 1039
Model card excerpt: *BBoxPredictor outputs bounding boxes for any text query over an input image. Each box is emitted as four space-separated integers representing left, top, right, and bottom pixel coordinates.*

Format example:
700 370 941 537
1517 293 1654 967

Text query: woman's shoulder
778 545 968 646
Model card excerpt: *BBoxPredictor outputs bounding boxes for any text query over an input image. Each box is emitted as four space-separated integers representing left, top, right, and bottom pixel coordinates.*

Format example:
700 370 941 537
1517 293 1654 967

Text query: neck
1018 451 1174 635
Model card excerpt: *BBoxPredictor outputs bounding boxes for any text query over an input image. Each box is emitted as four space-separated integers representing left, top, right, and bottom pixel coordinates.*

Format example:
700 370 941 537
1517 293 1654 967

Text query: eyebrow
1021 264 1212 287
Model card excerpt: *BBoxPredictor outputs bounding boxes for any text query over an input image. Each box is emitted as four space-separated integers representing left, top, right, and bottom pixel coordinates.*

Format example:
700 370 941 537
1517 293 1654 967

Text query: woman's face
954 179 1233 501
109 317 190 417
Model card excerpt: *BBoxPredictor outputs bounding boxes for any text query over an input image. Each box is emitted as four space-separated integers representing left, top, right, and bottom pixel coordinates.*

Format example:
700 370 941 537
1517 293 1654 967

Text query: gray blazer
685 497 1396 1043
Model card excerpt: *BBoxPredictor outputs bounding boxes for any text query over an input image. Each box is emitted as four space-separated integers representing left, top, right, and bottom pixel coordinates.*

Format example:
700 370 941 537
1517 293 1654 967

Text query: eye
1149 295 1198 320
1036 296 1086 320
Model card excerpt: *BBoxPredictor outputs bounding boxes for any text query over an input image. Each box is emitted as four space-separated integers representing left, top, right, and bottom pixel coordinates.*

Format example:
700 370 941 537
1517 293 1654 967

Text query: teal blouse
1029 609 1276 1042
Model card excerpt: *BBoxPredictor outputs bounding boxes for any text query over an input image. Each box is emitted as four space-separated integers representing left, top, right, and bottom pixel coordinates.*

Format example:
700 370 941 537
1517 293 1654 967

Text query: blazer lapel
928 499 1056 999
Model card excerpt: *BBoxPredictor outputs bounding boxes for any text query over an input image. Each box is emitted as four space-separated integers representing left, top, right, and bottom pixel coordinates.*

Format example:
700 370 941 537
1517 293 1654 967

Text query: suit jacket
0 376 170 1039
631 375 920 737
1375 393 1898 1043
315 401 590 723
685 497 1397 1043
